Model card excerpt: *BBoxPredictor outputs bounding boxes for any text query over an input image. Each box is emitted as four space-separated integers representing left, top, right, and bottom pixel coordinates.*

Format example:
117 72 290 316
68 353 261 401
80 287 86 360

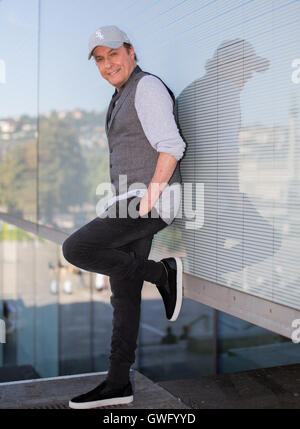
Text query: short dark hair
123 43 138 62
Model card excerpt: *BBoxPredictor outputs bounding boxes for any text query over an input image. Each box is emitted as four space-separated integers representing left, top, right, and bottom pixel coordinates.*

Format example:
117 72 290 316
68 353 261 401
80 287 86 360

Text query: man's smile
108 68 120 76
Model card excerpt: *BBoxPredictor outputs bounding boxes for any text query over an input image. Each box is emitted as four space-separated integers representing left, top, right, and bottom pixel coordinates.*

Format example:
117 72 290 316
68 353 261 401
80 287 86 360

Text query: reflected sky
0 0 300 125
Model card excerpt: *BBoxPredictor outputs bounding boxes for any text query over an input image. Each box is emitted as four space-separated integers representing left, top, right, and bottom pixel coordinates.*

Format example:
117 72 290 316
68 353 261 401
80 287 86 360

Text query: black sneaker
157 257 183 322
69 380 134 409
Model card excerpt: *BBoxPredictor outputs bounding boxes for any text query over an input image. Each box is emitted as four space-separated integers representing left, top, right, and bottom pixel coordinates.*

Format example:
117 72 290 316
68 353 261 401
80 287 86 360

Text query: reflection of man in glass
178 39 281 279
62 26 186 408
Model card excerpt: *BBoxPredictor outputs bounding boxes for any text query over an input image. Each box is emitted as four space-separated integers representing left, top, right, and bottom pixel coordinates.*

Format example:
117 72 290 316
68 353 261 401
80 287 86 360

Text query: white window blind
148 0 300 311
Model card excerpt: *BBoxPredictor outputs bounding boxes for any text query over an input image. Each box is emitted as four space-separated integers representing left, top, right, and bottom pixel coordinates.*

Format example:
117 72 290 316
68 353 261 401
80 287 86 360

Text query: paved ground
2 363 300 409
158 363 300 409
0 370 189 409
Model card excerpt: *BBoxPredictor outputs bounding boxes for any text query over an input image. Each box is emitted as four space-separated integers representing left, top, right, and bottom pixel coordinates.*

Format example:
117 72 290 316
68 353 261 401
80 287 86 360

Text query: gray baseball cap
88 25 131 60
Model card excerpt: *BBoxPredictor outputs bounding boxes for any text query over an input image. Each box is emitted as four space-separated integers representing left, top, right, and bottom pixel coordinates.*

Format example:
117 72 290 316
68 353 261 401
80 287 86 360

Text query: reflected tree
0 139 37 217
38 117 88 223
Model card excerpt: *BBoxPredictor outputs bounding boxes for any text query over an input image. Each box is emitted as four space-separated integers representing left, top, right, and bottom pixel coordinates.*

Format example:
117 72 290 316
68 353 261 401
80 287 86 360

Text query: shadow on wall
176 39 282 278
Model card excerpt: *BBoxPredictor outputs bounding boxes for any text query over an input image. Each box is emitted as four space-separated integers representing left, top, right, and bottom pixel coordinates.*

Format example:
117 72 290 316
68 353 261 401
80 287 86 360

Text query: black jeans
62 197 168 385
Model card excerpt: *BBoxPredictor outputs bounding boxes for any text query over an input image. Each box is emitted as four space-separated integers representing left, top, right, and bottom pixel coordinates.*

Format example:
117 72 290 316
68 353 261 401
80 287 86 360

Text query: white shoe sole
169 257 183 322
69 395 134 409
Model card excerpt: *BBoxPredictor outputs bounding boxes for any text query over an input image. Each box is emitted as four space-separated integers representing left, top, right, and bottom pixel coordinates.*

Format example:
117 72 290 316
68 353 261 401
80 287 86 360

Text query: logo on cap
95 30 104 40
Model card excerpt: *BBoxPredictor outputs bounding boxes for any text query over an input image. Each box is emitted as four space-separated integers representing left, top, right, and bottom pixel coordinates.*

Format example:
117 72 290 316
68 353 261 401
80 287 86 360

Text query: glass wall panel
35 237 59 377
37 0 111 230
16 226 35 373
58 247 93 376
0 221 114 381
0 221 59 380
91 280 114 374
217 311 300 374
0 0 38 223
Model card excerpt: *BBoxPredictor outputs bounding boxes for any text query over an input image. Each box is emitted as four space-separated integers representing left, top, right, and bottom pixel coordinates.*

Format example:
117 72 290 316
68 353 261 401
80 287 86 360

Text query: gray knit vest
105 65 182 196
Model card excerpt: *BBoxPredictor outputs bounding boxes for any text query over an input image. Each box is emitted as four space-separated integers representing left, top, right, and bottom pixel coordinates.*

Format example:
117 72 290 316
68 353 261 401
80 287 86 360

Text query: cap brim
88 41 123 60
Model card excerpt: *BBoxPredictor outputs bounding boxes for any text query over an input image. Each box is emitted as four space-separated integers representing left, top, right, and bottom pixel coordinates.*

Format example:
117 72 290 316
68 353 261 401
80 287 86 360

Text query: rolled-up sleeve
134 75 186 161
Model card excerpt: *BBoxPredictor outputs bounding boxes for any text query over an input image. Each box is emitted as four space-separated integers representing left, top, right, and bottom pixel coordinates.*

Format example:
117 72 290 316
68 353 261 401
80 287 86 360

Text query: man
62 25 186 409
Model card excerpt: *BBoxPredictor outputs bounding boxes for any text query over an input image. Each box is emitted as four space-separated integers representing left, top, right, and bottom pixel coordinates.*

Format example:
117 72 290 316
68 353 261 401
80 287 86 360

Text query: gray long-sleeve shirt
135 75 186 160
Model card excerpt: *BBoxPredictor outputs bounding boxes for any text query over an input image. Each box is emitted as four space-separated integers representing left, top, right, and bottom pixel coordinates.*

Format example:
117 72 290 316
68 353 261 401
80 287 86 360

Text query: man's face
93 45 136 91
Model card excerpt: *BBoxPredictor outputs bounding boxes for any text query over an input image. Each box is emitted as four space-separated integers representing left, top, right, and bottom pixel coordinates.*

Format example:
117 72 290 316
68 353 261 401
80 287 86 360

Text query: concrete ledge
184 272 300 339
0 371 189 409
